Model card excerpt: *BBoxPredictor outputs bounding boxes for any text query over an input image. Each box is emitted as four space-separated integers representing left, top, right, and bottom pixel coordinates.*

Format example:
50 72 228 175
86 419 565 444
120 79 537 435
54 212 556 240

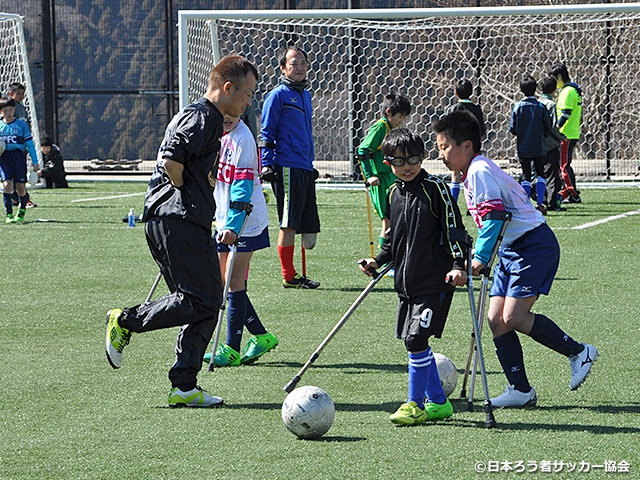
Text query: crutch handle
358 259 381 279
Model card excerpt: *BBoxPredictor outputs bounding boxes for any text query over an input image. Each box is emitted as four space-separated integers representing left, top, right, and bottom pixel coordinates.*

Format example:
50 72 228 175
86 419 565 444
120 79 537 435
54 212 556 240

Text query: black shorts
272 165 320 234
395 291 454 340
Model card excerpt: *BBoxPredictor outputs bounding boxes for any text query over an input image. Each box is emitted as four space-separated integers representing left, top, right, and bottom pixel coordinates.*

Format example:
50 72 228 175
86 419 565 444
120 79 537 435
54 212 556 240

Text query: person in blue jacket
260 46 321 289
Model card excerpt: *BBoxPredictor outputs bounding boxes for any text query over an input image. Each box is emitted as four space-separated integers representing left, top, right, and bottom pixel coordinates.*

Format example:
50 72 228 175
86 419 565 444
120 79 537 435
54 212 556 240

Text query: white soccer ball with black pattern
434 352 458 397
282 385 335 439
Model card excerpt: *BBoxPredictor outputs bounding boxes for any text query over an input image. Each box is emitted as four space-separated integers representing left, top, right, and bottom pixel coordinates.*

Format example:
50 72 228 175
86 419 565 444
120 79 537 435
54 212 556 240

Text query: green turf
1 182 638 479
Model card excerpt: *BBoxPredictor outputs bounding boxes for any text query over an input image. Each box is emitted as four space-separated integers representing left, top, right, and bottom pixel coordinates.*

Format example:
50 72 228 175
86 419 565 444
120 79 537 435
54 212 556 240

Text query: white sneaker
490 385 537 408
168 387 223 408
569 343 598 390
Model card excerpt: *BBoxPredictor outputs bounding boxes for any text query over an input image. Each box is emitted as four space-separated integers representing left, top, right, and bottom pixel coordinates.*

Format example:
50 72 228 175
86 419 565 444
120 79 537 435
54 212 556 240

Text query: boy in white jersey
434 110 597 408
205 114 278 366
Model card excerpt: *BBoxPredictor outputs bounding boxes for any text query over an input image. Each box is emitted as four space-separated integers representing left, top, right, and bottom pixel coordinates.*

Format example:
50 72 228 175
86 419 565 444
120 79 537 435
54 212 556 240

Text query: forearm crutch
283 261 392 393
207 202 253 372
145 271 163 303
356 154 376 258
462 212 512 409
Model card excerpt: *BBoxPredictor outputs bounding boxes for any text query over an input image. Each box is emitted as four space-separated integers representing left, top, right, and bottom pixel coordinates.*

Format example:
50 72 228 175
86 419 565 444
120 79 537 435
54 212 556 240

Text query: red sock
278 245 296 281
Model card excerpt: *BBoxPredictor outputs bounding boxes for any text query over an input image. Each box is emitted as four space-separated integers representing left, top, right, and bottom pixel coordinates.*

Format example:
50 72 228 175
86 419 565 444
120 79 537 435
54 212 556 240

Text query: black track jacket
374 169 468 300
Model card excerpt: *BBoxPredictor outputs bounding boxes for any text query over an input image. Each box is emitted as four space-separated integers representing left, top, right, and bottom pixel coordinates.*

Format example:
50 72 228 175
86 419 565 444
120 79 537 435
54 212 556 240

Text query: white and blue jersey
0 118 38 166
463 154 545 264
215 120 268 238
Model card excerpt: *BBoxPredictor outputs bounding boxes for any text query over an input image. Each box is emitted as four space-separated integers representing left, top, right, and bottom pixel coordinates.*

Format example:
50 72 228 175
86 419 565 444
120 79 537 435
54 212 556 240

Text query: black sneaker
568 196 582 204
283 274 320 289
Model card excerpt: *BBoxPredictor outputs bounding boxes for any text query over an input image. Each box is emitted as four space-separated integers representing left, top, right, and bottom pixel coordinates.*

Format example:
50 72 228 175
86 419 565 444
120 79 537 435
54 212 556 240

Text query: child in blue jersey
435 110 597 408
0 97 39 223
359 128 468 426
205 114 278 367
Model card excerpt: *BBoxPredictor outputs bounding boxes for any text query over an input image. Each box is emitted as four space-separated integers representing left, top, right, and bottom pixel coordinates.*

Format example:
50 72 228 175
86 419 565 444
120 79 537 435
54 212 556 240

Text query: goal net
0 13 41 166
179 4 640 182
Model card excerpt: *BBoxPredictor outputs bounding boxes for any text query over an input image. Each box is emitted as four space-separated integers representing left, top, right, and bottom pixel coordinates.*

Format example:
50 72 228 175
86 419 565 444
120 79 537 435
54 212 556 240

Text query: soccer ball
0 138 5 156
433 352 458 397
281 385 335 439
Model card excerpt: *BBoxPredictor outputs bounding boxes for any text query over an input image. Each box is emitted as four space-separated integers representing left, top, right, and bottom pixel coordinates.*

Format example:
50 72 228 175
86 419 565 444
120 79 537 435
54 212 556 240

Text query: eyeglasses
384 155 423 167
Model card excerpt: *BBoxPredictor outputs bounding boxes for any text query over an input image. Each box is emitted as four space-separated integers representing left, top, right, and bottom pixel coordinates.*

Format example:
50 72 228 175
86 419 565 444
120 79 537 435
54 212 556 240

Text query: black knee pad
404 335 429 352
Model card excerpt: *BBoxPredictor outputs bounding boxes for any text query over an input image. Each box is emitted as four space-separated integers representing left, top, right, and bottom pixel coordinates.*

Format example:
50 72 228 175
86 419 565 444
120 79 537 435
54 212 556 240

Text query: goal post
0 13 42 167
178 3 640 182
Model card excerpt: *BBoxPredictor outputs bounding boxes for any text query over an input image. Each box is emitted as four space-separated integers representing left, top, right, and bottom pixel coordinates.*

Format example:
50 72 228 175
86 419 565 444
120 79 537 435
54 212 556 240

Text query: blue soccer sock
521 180 531 199
3 193 12 214
244 295 267 335
407 349 430 409
450 182 461 202
424 349 447 405
493 331 531 393
225 290 248 352
535 176 546 206
528 314 583 357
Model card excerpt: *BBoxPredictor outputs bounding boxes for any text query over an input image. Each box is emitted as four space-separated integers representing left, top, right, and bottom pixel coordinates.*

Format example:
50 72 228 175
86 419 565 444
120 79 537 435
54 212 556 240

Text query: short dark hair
433 110 481 154
0 96 16 109
209 54 259 90
41 133 53 146
539 76 557 95
548 63 570 83
520 75 537 97
455 79 473 100
278 46 308 68
8 82 25 94
381 128 424 157
382 93 412 117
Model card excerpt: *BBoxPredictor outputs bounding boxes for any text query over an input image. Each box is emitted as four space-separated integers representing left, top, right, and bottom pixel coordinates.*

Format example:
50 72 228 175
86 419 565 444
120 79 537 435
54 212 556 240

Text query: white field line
555 208 640 230
71 192 146 203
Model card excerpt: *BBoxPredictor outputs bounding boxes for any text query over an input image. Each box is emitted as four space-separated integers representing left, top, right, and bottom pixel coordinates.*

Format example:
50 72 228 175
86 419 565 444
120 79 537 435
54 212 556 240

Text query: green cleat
105 308 131 369
5 213 14 224
203 343 241 366
241 332 279 364
14 208 26 224
424 398 454 420
168 386 223 408
390 401 427 426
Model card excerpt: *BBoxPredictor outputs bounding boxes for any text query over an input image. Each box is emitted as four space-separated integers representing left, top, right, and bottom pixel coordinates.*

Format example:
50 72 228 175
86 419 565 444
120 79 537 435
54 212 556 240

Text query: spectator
38 134 68 188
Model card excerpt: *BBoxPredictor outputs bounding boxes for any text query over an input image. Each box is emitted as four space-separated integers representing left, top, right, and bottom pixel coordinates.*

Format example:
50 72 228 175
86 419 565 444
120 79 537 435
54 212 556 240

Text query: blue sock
450 182 460 201
535 176 546 206
244 295 267 335
521 181 531 198
529 314 583 357
225 290 248 352
19 194 28 209
493 331 531 393
424 348 447 405
3 193 12 214
407 350 431 409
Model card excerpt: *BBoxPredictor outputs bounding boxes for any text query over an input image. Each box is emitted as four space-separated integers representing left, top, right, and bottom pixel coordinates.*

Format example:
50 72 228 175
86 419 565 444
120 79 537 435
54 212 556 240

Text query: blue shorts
491 223 559 299
0 150 28 183
216 226 270 253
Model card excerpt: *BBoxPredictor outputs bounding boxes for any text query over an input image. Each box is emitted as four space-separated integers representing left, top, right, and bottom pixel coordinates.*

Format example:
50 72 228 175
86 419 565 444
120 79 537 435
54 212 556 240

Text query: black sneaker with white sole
282 273 320 289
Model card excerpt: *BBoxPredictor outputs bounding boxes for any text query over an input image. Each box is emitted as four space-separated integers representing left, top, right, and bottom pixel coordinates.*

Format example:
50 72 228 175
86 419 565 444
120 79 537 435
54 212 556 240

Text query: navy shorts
0 150 28 183
216 226 270 253
272 165 320 234
395 291 454 341
491 223 559 298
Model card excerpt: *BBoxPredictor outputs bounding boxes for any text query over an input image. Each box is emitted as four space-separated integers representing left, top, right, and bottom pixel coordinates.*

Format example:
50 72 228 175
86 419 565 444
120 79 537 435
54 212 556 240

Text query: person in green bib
548 64 583 204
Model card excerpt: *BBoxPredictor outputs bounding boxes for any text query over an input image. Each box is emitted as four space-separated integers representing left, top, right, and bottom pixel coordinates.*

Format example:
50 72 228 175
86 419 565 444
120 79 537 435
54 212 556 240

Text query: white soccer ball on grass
281 385 335 439
434 352 458 397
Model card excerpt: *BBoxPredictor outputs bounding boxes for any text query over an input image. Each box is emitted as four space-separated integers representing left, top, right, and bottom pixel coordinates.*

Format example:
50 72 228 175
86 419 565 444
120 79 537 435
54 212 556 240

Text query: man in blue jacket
260 46 321 289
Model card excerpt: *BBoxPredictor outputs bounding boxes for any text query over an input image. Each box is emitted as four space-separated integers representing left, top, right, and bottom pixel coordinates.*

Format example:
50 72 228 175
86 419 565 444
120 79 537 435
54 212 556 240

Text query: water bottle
128 208 136 227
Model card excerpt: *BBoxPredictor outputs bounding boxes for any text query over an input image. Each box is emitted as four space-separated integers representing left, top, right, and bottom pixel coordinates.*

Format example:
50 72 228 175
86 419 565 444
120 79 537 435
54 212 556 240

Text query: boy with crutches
435 110 597 408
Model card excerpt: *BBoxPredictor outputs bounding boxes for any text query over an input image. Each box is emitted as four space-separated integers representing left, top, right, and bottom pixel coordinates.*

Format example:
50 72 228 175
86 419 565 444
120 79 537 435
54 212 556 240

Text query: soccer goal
178 4 640 182
0 13 41 166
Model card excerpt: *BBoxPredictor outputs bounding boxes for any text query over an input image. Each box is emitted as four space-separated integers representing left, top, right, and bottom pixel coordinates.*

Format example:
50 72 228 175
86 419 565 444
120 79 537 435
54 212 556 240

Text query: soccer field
1 182 638 479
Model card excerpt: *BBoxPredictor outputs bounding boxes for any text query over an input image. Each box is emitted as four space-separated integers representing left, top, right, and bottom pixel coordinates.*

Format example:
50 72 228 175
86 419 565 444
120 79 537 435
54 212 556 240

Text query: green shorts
369 171 396 220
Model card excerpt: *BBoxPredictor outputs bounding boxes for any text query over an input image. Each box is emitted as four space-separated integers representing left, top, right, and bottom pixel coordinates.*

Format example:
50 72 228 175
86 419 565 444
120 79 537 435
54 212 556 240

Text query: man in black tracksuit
105 55 259 408
359 128 468 426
